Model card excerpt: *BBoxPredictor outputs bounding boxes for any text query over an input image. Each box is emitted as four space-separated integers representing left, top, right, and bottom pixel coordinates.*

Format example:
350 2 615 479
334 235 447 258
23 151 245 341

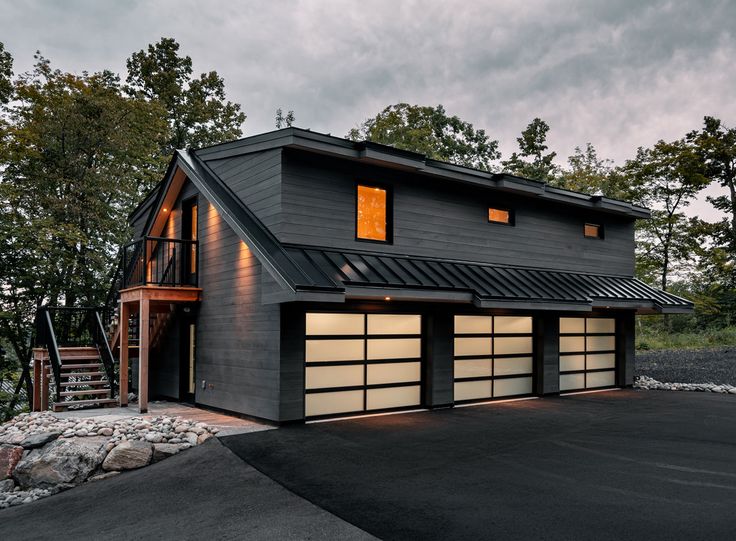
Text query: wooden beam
41 363 49 411
119 301 129 407
138 297 150 413
32 351 41 412
119 285 202 304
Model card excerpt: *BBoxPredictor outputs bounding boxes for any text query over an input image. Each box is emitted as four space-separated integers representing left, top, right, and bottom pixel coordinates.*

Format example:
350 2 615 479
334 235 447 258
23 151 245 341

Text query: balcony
122 236 199 289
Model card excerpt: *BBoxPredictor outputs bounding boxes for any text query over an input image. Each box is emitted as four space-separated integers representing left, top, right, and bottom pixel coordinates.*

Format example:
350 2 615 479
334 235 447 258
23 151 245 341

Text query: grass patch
636 326 736 351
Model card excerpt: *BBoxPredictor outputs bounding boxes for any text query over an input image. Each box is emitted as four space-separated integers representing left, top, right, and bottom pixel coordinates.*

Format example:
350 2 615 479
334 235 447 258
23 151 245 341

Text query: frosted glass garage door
304 313 422 418
559 317 616 392
453 315 534 402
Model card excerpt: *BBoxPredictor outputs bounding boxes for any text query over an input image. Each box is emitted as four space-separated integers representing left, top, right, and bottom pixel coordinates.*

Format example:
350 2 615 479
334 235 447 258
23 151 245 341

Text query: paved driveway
223 390 736 541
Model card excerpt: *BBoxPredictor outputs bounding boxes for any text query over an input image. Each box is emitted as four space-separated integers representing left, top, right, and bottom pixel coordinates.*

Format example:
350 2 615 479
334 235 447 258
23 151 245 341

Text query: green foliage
275 108 295 128
347 103 500 171
125 37 246 154
0 42 13 104
636 322 736 351
502 118 558 181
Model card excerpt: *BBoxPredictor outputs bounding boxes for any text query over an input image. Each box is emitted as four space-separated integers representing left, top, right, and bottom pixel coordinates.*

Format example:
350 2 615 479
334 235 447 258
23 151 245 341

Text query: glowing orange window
584 223 603 239
488 208 511 225
357 184 389 242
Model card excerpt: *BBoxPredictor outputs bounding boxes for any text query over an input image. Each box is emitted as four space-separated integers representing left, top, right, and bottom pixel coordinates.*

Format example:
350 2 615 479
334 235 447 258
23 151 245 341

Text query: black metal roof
282 245 693 313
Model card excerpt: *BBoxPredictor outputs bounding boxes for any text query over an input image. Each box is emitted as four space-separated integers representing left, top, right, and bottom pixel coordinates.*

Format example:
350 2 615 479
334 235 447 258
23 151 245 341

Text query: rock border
635 375 736 394
0 412 218 509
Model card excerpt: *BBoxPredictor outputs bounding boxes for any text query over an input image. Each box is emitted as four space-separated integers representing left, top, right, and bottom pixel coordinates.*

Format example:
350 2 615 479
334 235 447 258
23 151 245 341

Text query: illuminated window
356 184 390 242
584 223 603 239
488 207 513 225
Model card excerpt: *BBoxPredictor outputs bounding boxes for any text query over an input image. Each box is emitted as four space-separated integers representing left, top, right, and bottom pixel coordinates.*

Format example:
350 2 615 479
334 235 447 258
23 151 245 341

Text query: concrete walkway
54 401 271 437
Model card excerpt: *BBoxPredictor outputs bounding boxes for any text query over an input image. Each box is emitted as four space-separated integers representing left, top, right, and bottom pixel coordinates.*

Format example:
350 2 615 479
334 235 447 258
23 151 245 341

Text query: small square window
488 207 513 225
584 223 603 239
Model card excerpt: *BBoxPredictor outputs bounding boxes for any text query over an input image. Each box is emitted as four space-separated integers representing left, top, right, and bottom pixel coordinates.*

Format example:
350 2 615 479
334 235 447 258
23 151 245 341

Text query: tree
0 55 167 406
275 108 295 128
348 103 500 171
623 139 710 291
689 117 736 251
0 42 12 104
125 37 246 154
502 118 558 181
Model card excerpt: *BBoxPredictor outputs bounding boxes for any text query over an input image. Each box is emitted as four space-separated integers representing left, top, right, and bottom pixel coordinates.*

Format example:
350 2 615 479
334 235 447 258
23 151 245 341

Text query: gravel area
636 346 736 385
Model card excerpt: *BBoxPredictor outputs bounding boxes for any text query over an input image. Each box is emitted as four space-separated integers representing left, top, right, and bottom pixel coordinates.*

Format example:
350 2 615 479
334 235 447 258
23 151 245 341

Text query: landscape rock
0 479 15 492
152 443 181 463
20 431 61 450
0 444 24 479
13 438 107 489
102 440 152 471
88 471 121 482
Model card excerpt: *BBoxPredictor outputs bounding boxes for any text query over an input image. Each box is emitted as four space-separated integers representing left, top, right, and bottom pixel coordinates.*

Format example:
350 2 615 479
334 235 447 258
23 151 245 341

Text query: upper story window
488 207 514 225
356 184 391 242
584 223 603 239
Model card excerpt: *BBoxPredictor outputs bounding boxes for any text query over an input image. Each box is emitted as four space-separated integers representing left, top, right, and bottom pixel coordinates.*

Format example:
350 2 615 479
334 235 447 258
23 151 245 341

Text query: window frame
584 222 604 240
487 206 515 227
355 181 393 244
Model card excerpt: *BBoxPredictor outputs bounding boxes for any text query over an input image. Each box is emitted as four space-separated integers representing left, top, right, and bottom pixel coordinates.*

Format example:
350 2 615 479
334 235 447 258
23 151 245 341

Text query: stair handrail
93 310 118 398
41 309 63 403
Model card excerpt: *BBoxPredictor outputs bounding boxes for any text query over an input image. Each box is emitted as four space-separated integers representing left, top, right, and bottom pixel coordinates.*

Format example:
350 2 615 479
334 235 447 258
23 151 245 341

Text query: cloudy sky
1 0 734 219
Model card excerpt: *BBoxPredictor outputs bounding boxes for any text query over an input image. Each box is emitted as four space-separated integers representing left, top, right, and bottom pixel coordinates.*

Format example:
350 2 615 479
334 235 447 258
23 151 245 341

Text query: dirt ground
636 346 736 385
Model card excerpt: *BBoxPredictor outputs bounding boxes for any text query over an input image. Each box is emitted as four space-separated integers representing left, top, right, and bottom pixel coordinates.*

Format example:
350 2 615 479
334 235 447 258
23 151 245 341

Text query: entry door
181 322 196 403
304 312 422 418
453 315 534 402
559 317 616 392
182 198 198 285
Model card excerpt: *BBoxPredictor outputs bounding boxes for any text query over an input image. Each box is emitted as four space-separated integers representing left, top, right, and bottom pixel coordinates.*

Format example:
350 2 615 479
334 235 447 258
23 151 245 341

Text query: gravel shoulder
636 346 736 385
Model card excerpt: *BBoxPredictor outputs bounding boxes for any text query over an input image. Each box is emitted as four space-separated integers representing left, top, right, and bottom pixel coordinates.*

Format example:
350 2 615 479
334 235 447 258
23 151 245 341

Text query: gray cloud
1 0 734 219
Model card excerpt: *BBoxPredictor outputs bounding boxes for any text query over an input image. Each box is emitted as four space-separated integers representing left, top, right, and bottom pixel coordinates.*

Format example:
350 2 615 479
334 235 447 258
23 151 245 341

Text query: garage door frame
304 311 424 420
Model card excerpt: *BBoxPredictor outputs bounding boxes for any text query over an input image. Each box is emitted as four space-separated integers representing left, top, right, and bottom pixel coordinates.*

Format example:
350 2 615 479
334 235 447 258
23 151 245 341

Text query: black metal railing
34 306 117 401
121 236 198 289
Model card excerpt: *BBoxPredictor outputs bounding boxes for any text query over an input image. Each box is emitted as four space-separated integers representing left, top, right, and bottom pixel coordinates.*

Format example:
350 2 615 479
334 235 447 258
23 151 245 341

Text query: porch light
163 207 169 212
384 296 391 301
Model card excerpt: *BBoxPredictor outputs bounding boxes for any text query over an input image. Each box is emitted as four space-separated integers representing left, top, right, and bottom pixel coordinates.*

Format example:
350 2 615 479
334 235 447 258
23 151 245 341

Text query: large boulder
0 445 24 480
20 432 61 450
13 438 107 489
152 443 182 463
102 441 152 471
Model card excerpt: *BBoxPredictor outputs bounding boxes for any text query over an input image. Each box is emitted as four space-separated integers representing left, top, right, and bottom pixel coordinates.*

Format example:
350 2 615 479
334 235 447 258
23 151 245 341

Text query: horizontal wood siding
195 197 282 420
280 150 636 275
150 312 181 400
205 149 282 236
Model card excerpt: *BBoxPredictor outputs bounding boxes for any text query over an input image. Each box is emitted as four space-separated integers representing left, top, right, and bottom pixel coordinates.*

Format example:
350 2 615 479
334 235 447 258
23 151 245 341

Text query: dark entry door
182 198 198 285
181 319 196 403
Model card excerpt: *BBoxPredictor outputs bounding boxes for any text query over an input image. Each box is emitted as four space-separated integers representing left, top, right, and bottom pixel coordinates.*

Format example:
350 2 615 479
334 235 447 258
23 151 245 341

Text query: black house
114 127 692 422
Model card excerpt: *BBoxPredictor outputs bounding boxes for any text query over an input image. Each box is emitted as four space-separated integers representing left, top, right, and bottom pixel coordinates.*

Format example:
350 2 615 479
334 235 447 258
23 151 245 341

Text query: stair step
60 389 111 397
60 380 109 388
61 371 105 378
59 355 101 361
58 347 98 355
61 363 103 370
52 398 118 412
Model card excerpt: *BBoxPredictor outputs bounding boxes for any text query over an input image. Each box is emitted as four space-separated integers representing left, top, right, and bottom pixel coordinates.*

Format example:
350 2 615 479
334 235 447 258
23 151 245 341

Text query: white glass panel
305 390 364 417
454 380 492 401
587 318 615 333
366 385 421 410
367 362 420 385
587 353 616 370
559 336 585 353
494 377 533 397
494 357 533 376
494 316 532 334
560 317 585 334
367 338 421 360
305 339 364 362
367 314 421 335
560 373 585 391
559 354 586 372
454 315 492 334
586 370 616 388
454 337 491 356
494 336 533 355
586 335 615 352
306 365 364 390
454 358 493 378
306 313 364 336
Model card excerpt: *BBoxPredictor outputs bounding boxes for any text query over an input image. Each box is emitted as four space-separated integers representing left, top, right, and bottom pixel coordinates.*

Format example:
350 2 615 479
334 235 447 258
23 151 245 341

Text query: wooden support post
41 362 49 411
32 353 41 412
119 301 129 407
138 297 150 413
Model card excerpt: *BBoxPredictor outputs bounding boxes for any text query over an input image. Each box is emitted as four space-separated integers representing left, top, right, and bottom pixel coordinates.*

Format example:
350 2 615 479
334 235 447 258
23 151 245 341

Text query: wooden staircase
53 346 117 412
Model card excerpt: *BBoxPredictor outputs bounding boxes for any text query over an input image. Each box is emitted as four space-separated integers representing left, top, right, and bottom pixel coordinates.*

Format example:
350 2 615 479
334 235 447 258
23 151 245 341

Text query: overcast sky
1 0 734 220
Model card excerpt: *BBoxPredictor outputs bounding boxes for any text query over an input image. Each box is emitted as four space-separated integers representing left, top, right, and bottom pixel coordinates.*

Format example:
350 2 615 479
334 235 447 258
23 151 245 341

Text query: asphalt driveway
223 390 736 541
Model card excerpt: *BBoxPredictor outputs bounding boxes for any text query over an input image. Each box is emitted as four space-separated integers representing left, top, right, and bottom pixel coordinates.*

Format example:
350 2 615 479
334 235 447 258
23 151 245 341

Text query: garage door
559 317 616 392
453 315 534 402
304 312 422 418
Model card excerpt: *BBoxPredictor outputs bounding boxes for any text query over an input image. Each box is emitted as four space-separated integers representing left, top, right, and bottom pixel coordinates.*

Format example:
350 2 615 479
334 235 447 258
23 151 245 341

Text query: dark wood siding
280 150 636 276
194 195 282 420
